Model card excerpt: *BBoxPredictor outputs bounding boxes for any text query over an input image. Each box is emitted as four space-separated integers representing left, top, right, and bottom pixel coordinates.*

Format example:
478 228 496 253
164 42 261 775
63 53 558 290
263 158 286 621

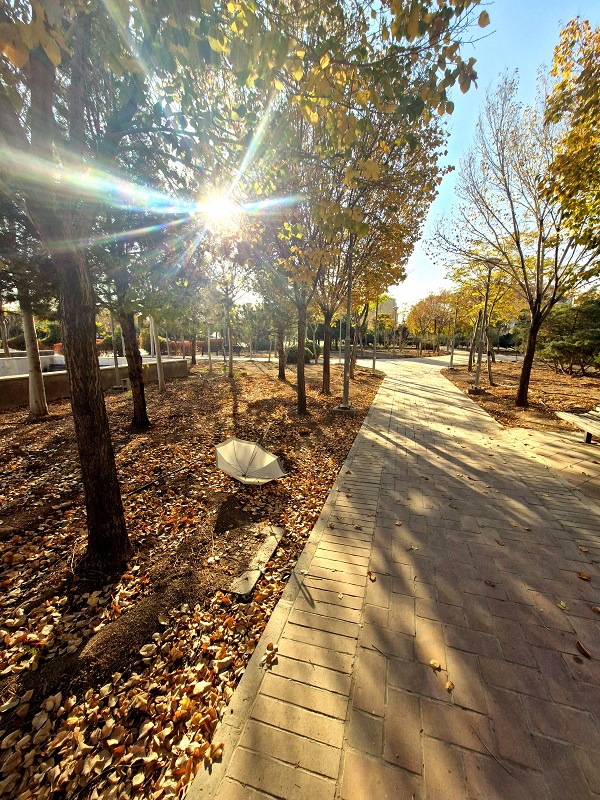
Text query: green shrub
37 320 62 346
139 327 151 352
139 327 168 354
97 335 123 356
286 345 314 365
306 340 322 358
7 333 25 350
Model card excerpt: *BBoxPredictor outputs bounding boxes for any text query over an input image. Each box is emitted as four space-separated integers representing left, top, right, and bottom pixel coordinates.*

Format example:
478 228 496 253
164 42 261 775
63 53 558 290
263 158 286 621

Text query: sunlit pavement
189 356 600 800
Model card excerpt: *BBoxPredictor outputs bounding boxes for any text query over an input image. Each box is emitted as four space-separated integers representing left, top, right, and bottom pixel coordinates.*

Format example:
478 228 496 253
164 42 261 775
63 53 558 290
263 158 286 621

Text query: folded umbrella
215 437 287 485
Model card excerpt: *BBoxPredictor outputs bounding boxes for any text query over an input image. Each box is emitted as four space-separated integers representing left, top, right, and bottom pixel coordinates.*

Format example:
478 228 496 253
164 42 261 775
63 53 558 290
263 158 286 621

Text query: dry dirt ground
0 361 382 800
443 360 600 433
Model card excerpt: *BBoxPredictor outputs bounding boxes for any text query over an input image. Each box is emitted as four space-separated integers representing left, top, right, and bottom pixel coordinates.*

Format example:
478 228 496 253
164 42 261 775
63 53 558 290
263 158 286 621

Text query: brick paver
189 357 600 800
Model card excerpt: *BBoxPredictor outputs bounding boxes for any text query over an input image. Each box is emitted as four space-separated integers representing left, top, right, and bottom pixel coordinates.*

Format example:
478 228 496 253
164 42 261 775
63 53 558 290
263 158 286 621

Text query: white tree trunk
0 296 9 355
228 321 234 378
22 309 49 419
207 324 212 372
110 314 121 388
151 316 166 392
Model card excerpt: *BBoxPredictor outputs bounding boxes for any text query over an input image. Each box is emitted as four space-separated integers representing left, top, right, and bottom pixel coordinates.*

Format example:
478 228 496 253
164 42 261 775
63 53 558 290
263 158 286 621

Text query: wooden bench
556 405 600 444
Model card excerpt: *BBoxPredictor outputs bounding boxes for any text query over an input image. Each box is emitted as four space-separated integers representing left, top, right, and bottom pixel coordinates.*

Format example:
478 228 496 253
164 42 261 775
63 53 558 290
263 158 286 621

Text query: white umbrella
215 437 287 485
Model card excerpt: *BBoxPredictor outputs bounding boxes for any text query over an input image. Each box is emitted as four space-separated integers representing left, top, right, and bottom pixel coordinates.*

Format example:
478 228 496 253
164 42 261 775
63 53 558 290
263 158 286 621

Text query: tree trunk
119 310 150 428
321 309 333 394
350 321 359 379
19 285 49 421
297 303 308 414
149 318 155 358
191 332 197 365
207 325 213 372
110 314 121 388
310 322 318 364
516 314 543 407
152 317 166 392
277 325 286 381
372 298 379 374
227 319 234 378
54 250 131 574
486 327 495 386
468 311 481 372
0 293 9 355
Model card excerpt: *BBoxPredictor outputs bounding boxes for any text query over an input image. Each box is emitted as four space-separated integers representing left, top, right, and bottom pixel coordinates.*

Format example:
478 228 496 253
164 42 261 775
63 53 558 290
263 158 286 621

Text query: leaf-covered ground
0 360 382 800
443 360 600 432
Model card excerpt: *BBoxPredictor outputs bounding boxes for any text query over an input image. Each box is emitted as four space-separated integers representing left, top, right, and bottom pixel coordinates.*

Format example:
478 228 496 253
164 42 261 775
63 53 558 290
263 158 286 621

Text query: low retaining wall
0 355 57 377
0 359 188 411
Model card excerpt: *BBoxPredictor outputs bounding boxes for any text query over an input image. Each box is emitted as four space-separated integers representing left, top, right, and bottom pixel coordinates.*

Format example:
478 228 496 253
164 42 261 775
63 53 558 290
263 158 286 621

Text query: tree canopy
544 18 600 248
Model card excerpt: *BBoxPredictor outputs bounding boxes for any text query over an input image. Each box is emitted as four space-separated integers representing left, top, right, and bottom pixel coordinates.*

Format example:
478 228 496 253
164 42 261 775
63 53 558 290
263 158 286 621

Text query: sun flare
198 193 242 231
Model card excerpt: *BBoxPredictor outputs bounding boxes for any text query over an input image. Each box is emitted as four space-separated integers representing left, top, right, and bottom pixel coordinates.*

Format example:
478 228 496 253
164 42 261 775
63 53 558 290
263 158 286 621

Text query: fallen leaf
579 546 589 553
495 539 505 547
367 571 376 582
578 573 592 581
557 601 569 612
576 641 592 659
484 581 496 587
210 741 224 761
429 660 441 671
132 772 145 788
337 593 344 599
395 521 402 526
0 697 18 713
445 680 454 693
591 606 600 615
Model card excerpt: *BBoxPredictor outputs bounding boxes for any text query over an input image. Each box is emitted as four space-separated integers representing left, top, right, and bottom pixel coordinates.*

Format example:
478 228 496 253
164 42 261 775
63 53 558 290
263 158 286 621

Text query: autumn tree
447 259 522 373
406 293 451 354
544 19 600 248
432 75 600 406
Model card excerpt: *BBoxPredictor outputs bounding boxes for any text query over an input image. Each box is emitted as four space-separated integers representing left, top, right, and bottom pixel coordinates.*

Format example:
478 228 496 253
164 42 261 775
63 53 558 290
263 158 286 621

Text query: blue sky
390 0 599 313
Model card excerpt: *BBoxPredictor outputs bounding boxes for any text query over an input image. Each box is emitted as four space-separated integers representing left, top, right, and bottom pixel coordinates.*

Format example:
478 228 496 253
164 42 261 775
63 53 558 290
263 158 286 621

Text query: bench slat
556 411 600 436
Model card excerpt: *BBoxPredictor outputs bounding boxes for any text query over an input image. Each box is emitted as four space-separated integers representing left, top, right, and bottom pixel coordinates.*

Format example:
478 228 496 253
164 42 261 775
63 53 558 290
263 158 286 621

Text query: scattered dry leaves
443 361 600 433
0 362 381 799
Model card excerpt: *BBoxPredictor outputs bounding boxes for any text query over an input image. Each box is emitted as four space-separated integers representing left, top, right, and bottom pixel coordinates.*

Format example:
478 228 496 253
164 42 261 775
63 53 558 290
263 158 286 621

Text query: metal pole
449 305 458 369
372 297 379 374
339 236 354 408
392 306 397 356
473 263 492 389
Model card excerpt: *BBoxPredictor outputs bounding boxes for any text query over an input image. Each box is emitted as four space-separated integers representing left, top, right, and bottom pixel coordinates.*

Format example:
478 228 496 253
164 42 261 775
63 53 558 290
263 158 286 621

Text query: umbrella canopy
215 437 287 485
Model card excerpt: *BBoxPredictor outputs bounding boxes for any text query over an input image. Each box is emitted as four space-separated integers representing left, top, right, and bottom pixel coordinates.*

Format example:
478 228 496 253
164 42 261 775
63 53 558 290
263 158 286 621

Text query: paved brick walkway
190 358 600 800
